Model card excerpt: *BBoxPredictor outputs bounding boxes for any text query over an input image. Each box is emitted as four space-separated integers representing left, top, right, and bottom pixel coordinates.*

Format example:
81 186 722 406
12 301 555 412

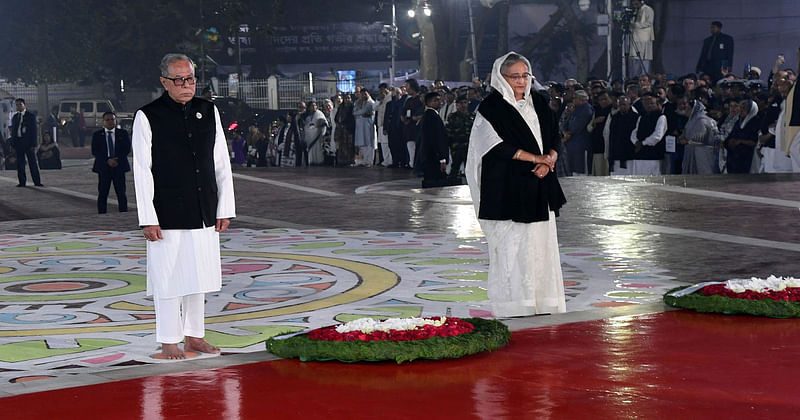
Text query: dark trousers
16 145 41 186
388 131 408 166
97 168 128 213
449 144 467 177
71 127 85 147
421 161 447 188
295 141 308 167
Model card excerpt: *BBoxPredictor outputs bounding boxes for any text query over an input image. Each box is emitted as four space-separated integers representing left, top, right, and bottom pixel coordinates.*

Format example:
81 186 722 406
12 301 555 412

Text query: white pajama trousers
791 138 800 172
378 129 392 166
357 145 376 166
407 141 416 168
154 293 206 344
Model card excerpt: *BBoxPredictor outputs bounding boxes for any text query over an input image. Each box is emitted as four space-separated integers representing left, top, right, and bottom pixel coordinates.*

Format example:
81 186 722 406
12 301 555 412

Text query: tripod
621 24 648 79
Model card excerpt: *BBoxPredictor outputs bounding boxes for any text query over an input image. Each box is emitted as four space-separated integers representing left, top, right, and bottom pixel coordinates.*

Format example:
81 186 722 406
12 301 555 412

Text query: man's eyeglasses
502 73 532 82
162 75 197 87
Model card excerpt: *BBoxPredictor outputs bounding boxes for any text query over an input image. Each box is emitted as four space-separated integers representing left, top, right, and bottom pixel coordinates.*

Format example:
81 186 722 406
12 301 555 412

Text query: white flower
335 317 447 334
724 276 800 293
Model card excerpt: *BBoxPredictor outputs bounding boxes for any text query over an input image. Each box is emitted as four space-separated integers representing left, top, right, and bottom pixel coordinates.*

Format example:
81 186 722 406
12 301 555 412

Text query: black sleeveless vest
635 112 666 160
139 92 219 229
610 111 639 161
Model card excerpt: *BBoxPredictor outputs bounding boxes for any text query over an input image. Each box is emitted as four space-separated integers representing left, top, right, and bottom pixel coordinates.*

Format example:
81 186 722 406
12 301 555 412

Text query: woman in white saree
466 52 567 318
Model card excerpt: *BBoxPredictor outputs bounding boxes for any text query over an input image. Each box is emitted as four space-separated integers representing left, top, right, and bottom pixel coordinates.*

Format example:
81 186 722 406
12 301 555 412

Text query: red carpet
5 310 800 419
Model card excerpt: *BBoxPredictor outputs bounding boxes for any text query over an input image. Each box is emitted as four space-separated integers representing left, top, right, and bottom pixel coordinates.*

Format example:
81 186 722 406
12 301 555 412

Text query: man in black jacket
590 90 613 175
696 21 734 83
608 96 639 174
383 87 409 167
419 92 449 188
10 98 42 187
92 112 131 213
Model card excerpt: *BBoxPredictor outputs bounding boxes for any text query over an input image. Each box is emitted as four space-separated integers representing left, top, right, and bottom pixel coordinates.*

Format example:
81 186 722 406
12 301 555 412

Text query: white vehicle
57 99 134 134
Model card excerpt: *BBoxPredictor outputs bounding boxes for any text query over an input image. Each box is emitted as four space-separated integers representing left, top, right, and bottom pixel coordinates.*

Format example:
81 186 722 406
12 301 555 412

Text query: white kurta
132 106 236 299
465 51 567 318
376 95 392 166
768 101 795 173
329 107 339 154
353 99 377 148
630 4 654 60
629 114 666 175
304 110 327 165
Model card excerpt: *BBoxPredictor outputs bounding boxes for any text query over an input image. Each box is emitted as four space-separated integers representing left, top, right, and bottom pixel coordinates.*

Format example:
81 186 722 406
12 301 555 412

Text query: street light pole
391 0 397 86
200 0 205 85
606 0 612 81
467 0 479 80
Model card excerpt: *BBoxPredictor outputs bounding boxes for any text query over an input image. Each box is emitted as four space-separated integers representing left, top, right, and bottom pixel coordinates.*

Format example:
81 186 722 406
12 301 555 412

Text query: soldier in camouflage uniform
446 95 474 178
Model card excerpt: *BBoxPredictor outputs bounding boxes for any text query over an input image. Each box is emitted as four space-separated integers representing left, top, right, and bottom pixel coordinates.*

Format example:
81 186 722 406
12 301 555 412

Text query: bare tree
513 1 591 81
496 1 510 56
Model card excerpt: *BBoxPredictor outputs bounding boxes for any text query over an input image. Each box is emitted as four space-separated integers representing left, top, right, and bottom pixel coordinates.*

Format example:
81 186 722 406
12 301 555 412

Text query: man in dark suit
419 91 449 188
10 98 42 187
696 21 734 83
92 111 130 213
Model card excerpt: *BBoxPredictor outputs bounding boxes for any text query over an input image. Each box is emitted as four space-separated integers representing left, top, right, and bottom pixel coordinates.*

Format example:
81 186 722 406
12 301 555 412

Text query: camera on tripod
615 6 637 32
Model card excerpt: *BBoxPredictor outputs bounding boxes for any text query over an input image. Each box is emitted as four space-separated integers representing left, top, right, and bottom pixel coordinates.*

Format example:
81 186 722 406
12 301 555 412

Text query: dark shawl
477 90 567 223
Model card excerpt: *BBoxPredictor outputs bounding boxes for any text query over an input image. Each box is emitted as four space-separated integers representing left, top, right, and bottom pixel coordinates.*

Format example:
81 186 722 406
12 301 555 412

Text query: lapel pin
196 112 203 119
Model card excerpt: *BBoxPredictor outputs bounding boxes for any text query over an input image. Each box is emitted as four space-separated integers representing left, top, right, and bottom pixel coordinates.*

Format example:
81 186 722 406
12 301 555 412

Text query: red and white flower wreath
308 316 475 342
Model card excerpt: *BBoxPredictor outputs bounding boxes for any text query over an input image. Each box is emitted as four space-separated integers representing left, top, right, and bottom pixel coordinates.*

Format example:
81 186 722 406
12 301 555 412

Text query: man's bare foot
157 343 186 360
184 336 221 354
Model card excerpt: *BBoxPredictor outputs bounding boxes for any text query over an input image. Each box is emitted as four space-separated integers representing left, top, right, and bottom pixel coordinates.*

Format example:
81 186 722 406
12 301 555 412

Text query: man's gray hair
500 53 529 75
159 53 195 77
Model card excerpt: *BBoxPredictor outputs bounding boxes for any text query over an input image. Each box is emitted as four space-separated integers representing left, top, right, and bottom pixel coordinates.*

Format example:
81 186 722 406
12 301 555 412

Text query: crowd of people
236 78 483 187
237 51 799 182
236 35 798 181
547 51 799 176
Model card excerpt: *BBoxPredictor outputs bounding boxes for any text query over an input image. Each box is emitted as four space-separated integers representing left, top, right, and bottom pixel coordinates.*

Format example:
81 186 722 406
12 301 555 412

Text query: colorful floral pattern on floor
0 229 682 384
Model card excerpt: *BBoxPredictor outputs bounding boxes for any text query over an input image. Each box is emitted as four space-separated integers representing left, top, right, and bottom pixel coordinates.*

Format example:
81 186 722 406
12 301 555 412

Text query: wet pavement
1 146 800 416
4 153 798 282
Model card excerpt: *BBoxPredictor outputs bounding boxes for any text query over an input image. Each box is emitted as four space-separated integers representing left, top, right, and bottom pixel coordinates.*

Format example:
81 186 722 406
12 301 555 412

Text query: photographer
628 0 654 77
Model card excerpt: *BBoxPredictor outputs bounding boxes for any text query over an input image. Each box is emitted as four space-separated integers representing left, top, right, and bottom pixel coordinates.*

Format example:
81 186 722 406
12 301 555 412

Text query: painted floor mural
0 228 683 385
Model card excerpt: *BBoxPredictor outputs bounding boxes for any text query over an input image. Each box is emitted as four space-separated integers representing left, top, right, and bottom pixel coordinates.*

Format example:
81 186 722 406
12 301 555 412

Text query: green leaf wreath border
664 286 800 318
265 318 511 364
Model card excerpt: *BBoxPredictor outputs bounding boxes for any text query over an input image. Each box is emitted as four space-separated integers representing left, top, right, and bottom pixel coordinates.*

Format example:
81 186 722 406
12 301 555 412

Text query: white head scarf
739 100 758 129
489 51 534 109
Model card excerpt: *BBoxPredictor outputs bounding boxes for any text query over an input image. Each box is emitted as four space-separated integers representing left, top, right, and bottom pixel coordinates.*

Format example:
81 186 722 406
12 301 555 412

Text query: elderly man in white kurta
133 53 235 359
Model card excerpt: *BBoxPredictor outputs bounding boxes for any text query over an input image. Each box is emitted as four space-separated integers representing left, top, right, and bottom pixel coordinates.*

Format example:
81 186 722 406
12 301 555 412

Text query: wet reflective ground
2 162 800 417
4 310 799 419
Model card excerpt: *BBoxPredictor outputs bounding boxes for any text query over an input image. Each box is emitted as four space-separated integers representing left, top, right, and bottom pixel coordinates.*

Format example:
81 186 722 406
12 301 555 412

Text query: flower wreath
664 275 800 318
266 317 510 364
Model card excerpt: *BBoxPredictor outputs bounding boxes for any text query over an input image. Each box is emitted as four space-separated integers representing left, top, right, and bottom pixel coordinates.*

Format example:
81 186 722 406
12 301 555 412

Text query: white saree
465 52 566 317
